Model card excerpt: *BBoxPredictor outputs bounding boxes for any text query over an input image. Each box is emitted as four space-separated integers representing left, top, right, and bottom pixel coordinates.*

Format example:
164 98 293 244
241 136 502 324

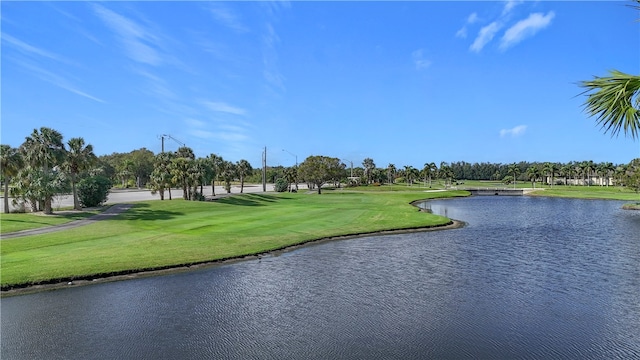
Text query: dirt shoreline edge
1 219 464 297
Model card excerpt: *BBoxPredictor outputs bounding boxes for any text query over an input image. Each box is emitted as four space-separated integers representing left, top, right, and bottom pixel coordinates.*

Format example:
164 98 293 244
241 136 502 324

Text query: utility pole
262 147 267 192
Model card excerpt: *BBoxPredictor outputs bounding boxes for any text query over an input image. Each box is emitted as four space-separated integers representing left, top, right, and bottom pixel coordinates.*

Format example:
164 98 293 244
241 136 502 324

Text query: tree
150 152 174 200
387 163 396 186
362 158 376 184
624 158 640 192
207 154 223 196
77 176 111 207
422 162 437 188
0 145 23 213
220 160 237 194
298 155 345 194
579 1 640 140
65 137 97 210
542 162 558 187
526 165 541 188
20 127 66 214
236 159 253 194
508 163 520 189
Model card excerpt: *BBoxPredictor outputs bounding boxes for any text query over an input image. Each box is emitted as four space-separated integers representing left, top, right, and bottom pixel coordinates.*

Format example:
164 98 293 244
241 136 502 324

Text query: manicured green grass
0 211 99 234
0 190 468 288
528 186 639 201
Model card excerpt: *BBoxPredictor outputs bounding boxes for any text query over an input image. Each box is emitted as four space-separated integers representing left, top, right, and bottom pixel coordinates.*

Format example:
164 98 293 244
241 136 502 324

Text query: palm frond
580 70 640 140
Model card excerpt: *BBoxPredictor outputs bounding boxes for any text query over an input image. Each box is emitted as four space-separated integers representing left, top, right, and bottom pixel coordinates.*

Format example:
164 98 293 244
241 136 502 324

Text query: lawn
1 190 468 289
0 210 99 234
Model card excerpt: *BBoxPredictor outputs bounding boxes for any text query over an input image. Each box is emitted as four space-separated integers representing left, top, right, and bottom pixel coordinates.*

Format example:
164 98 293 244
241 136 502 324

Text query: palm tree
65 137 97 210
151 152 174 200
580 70 640 140
387 163 396 186
207 154 223 196
362 158 375 185
526 166 540 188
584 160 595 186
0 145 23 213
236 159 253 193
508 163 520 189
221 161 237 194
542 162 557 188
20 127 65 214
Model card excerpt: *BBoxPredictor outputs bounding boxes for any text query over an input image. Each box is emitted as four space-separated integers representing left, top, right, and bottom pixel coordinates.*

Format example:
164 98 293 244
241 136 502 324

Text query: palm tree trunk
4 179 10 214
71 173 81 210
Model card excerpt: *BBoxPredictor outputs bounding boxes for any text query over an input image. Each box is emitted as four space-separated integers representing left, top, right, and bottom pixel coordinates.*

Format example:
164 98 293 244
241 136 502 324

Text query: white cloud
502 0 523 16
500 125 527 137
2 34 70 63
92 4 163 66
470 22 502 53
202 101 247 116
18 61 105 103
208 4 249 33
500 12 555 51
411 49 432 70
455 12 479 39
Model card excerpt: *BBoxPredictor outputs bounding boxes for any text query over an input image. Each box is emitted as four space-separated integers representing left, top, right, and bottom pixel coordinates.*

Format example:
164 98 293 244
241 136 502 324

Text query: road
1 183 288 213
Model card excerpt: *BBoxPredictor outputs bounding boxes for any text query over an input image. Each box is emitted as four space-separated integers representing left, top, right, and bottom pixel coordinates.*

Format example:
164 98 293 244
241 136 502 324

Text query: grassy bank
528 186 639 201
0 190 468 289
1 210 99 234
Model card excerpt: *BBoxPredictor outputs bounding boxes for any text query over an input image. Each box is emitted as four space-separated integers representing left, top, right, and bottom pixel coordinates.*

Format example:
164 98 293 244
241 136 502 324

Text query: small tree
77 176 111 207
298 155 345 194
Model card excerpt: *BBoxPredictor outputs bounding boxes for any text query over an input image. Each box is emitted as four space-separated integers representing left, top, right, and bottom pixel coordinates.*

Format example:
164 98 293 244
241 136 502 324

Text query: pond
2 196 639 359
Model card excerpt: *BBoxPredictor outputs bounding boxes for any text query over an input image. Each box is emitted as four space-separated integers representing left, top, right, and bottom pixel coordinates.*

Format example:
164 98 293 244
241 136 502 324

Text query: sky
2 1 639 169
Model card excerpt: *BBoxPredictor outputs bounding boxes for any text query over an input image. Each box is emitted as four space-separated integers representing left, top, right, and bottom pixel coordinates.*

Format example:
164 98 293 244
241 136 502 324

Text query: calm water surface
2 196 639 359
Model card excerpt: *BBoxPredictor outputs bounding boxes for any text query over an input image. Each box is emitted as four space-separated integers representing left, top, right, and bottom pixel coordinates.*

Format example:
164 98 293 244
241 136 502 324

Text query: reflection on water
2 197 639 359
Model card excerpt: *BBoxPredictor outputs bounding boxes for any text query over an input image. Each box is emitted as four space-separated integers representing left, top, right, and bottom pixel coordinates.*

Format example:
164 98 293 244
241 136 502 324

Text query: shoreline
1 219 464 297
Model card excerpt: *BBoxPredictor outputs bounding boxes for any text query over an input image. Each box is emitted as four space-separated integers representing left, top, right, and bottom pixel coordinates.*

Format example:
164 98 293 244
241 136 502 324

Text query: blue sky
2 1 638 169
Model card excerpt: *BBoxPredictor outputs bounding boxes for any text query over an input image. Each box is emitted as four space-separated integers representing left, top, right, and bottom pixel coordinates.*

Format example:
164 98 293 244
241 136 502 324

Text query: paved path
2 204 134 239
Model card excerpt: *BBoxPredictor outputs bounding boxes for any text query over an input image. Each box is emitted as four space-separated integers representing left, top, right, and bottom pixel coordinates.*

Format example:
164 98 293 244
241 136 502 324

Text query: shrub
78 176 111 207
274 178 289 192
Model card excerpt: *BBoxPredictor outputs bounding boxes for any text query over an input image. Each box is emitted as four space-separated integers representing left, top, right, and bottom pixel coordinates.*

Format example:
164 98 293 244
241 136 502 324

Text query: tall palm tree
387 163 396 186
526 166 541 188
508 163 520 189
207 154 223 196
236 159 252 193
65 137 97 210
362 158 375 185
221 161 237 194
542 162 558 188
584 160 595 186
20 127 65 214
0 145 23 213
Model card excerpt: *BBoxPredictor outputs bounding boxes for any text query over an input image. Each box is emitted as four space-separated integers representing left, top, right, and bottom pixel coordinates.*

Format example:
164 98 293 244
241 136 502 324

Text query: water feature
2 196 639 359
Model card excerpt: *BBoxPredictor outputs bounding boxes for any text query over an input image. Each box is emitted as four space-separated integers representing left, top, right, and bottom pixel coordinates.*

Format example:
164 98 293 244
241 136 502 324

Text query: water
2 197 639 359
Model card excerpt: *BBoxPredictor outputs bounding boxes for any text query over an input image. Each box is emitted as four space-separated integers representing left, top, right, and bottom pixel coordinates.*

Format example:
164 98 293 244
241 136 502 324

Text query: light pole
342 159 354 186
282 149 298 191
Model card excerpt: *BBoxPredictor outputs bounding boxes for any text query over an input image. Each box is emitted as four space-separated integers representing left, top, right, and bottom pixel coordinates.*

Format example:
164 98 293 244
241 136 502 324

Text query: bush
274 178 289 192
78 176 111 207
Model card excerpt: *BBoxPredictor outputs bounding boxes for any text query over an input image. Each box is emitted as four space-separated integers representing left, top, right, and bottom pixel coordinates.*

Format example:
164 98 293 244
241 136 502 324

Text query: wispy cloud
500 12 555 51
18 61 105 103
2 33 70 64
456 12 479 39
500 125 527 137
470 22 502 53
464 1 552 53
262 22 285 93
411 49 432 70
208 3 249 33
202 101 248 116
92 4 163 66
502 0 523 16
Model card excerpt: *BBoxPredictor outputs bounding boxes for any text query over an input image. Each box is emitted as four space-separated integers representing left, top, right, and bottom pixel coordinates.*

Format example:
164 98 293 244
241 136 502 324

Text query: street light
282 149 298 191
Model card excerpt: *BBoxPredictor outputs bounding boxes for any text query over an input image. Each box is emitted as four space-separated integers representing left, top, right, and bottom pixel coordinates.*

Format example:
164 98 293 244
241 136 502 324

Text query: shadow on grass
216 193 282 207
116 203 184 221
